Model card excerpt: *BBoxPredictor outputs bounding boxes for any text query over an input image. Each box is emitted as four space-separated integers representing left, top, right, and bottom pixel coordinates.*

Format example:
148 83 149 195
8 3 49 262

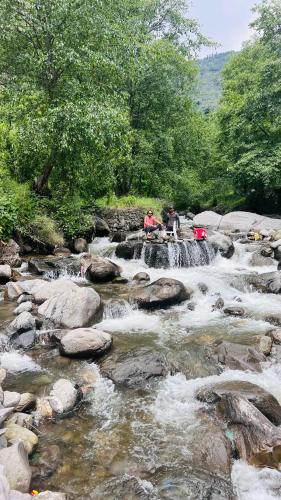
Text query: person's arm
176 213 180 228
144 216 149 228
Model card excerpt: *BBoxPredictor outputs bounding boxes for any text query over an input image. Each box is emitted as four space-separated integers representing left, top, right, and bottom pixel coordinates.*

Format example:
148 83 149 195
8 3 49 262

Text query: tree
217 0 281 211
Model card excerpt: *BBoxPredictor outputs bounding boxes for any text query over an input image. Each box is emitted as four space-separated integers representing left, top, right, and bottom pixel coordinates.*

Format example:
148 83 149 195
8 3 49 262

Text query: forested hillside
197 51 235 111
0 0 280 245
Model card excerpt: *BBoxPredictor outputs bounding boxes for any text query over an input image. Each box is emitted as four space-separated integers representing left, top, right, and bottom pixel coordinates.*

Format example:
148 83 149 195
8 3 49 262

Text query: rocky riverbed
2 211 281 498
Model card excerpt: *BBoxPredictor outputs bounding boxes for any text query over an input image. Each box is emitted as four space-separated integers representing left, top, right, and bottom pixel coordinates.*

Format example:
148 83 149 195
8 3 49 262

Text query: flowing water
1 239 281 499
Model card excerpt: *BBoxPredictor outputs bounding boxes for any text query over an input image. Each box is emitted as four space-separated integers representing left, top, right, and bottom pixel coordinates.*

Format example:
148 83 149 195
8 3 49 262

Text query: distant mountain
196 51 236 112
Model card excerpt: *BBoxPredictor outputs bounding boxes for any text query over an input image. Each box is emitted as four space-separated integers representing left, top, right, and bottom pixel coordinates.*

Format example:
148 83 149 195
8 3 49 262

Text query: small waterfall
103 299 134 319
168 241 216 268
142 241 216 268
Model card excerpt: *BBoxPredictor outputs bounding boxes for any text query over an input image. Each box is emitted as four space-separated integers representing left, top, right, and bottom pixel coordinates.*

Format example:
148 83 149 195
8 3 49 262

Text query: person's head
168 207 175 214
147 209 153 216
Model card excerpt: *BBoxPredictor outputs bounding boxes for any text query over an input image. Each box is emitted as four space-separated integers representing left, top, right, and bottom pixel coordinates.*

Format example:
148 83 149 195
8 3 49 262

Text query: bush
26 214 64 247
49 195 93 240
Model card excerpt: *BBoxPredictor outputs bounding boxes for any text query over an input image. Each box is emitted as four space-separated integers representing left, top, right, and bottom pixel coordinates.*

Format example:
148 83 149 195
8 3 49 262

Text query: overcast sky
190 0 262 57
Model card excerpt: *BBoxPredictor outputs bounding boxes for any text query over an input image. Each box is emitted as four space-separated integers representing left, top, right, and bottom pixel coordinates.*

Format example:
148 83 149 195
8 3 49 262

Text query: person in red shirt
144 210 162 237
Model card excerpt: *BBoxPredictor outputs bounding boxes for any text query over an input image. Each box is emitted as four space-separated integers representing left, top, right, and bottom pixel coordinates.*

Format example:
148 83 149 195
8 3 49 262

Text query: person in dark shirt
164 207 180 232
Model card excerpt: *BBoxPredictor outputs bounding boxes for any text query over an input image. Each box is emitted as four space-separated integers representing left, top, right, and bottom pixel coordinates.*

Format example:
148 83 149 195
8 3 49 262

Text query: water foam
0 351 41 373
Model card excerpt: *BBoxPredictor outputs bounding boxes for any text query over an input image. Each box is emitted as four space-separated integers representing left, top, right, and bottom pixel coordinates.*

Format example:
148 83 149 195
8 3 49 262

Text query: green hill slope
197 51 235 112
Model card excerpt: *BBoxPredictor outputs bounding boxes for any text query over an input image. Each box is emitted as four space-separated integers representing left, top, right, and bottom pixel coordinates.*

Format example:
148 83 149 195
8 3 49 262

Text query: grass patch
97 195 165 217
27 214 64 247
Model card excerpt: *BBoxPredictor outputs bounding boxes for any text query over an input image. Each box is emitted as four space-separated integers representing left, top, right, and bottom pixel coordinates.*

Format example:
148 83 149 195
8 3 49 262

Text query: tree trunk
34 160 55 194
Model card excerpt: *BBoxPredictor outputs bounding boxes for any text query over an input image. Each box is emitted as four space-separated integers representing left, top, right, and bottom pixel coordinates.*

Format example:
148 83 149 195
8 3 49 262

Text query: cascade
143 240 216 268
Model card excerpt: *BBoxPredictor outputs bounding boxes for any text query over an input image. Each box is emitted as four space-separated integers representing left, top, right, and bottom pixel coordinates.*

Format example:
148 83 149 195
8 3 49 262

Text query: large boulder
93 216 110 236
209 233 234 259
196 380 281 425
131 277 189 309
38 286 101 329
0 442 31 492
115 241 143 260
214 341 266 372
59 328 112 359
49 379 78 414
0 265 11 285
100 348 170 388
83 255 121 283
193 211 222 230
0 240 21 267
22 278 77 305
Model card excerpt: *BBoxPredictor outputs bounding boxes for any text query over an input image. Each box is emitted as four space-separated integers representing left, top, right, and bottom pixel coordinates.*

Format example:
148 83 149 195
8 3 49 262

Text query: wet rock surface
38 286 101 329
197 380 281 425
84 255 121 283
131 277 190 309
59 327 112 359
214 341 266 371
0 442 31 492
100 348 171 387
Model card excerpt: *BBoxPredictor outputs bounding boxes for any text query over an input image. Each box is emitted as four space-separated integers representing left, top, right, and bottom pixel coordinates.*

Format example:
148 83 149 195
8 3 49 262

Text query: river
1 237 281 499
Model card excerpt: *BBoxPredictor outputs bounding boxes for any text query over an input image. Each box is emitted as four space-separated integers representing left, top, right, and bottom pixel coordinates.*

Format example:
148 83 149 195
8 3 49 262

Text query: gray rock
17 294 34 305
53 247 71 257
59 328 112 359
236 271 281 294
100 348 170 388
13 330 36 350
7 312 35 338
270 238 281 249
83 255 121 283
3 391 21 408
259 335 272 356
5 423 38 454
131 277 189 309
0 240 21 267
249 251 274 267
14 301 33 315
19 278 77 305
133 272 150 283
266 329 281 344
198 282 208 294
115 241 143 260
186 211 195 220
193 211 222 230
16 393 36 412
49 379 78 414
6 413 33 429
196 380 281 425
6 282 25 300
214 341 265 372
212 297 224 310
209 233 234 259
223 306 245 317
0 265 11 285
94 216 110 236
27 258 55 275
73 237 88 253
111 232 126 243
38 286 101 329
261 246 273 257
274 246 281 262
0 407 14 425
0 369 6 384
0 442 31 492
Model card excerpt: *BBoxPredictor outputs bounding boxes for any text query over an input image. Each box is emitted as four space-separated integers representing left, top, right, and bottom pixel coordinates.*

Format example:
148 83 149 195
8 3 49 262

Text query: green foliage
26 214 64 248
0 169 35 239
45 196 93 240
217 0 281 212
97 195 164 217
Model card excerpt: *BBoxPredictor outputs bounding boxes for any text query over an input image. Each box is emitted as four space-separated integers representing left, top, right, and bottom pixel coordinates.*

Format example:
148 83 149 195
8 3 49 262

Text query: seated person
144 210 162 236
164 207 180 232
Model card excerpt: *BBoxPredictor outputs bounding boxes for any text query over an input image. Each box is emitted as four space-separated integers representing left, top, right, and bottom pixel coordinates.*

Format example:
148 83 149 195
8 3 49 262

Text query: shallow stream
2 238 281 499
